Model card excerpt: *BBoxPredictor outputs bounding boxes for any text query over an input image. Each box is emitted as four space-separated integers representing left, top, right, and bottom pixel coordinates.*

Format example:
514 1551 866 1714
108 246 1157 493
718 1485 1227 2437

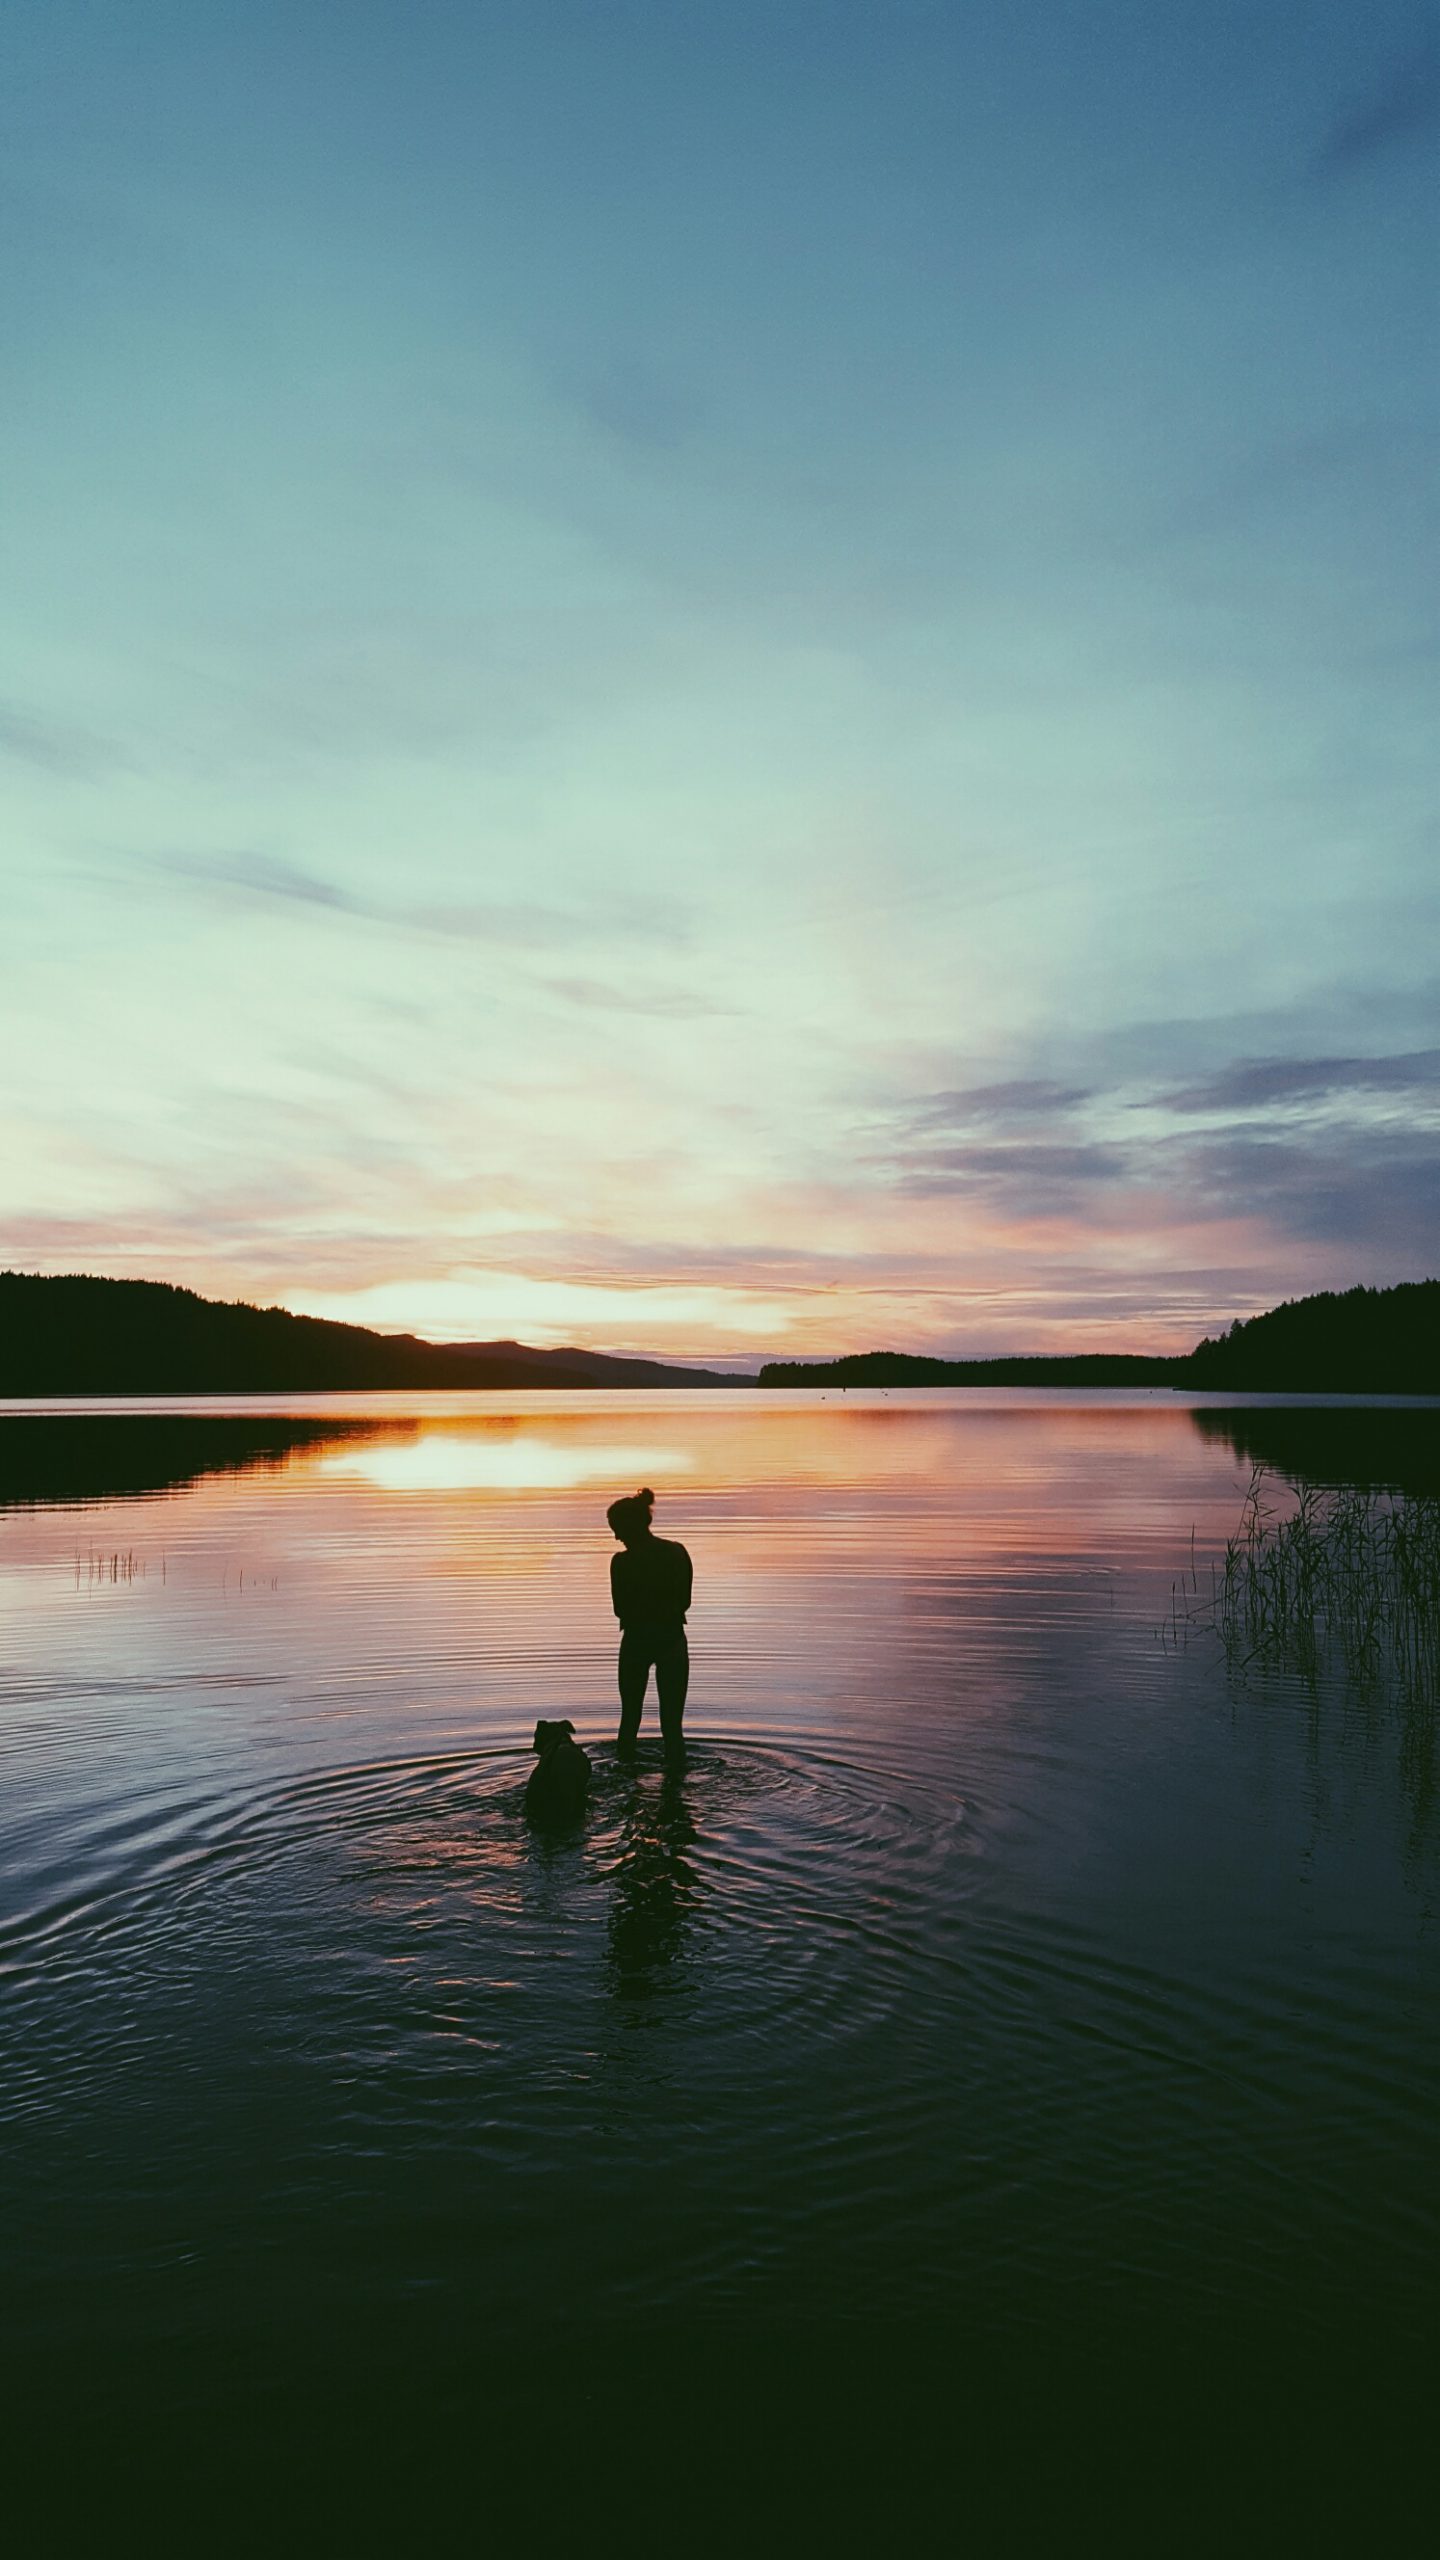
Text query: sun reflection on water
316 1433 696 1491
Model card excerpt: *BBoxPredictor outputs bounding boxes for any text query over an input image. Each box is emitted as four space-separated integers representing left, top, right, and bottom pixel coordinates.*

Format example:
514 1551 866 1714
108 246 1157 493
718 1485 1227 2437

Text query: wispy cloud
866 1078 1115 1204
1153 1050 1440 1112
544 976 728 1017
1312 43 1440 178
0 701 120 781
153 851 361 911
139 854 692 951
893 1142 1128 1199
1158 416 1433 546
1171 1125 1440 1257
560 349 705 455
413 897 692 950
852 1014 1440 1275
905 1080 1094 1131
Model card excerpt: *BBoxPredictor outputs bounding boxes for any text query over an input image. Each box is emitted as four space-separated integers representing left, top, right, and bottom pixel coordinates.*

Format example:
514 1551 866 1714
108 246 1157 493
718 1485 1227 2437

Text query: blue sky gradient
4 2 1436 1356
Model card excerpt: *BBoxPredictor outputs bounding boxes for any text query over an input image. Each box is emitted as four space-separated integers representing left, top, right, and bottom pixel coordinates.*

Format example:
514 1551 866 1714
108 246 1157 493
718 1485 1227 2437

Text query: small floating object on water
525 1718 591 1820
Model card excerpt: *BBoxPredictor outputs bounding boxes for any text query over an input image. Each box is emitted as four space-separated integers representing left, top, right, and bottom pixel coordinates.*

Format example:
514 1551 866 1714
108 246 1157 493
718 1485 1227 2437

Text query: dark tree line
3 1270 1434 1397
760 1280 1439 1392
1186 1281 1439 1393
0 1273 596 1394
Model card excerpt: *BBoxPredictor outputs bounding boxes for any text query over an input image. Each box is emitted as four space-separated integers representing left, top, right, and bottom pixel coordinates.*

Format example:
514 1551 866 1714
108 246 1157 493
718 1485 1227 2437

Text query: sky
3 0 1436 1362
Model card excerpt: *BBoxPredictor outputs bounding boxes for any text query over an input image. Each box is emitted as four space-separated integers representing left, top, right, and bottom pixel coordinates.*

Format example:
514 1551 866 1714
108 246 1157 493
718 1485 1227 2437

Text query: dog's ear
554 1719 575 1738
532 1719 552 1752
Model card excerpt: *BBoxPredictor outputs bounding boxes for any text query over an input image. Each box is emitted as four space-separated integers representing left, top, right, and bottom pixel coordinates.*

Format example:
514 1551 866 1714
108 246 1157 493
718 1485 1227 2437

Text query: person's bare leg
656 1634 689 1758
617 1634 649 1751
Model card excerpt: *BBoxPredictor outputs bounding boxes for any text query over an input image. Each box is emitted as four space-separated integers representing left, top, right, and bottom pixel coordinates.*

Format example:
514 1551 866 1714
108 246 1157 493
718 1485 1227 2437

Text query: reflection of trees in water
0 1415 385 1511
1191 1406 1440 1501
607 1773 700 1996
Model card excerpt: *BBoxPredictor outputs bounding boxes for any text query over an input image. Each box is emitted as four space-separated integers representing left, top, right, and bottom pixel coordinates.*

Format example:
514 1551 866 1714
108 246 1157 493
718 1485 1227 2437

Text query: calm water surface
3 1391 1436 2529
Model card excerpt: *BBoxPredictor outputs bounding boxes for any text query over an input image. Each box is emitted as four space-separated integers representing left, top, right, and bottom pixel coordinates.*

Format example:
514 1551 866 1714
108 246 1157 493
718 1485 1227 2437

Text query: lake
3 1390 1437 2538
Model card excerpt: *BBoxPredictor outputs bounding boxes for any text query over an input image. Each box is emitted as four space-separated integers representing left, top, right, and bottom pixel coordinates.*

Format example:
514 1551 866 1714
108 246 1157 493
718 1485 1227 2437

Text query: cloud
1154 1049 1440 1112
893 1141 1128 1199
412 896 692 950
153 851 361 912
543 976 729 1017
866 1017 1440 1266
1312 44 1440 177
867 1079 1115 1205
1171 1124 1440 1258
1158 415 1432 546
0 701 120 781
562 350 705 454
906 1079 1094 1130
139 854 692 951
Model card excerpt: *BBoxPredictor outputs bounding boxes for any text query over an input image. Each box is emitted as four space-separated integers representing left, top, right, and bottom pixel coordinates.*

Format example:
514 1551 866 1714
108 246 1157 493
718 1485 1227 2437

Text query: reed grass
71 1551 277 1592
1173 1465 1440 1716
75 1547 148 1586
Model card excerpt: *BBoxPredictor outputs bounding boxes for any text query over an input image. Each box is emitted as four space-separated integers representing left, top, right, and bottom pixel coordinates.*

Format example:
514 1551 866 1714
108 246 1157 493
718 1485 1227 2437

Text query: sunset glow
4 5 1435 1356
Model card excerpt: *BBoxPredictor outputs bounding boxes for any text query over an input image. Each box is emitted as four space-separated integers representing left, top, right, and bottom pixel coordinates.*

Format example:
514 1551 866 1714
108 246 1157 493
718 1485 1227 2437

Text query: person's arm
678 1543 693 1615
610 1551 626 1623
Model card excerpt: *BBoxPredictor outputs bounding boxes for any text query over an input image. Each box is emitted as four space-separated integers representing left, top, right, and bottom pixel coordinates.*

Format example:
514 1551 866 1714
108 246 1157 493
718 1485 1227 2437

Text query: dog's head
532 1717 576 1756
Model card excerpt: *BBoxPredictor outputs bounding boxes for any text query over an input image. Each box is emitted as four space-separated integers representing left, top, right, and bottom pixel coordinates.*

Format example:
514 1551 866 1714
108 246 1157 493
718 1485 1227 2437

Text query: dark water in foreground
3 1391 1437 2539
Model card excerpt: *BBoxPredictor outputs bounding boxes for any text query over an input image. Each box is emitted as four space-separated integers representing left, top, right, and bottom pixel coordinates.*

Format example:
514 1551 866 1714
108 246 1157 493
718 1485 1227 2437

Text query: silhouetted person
607 1485 691 1757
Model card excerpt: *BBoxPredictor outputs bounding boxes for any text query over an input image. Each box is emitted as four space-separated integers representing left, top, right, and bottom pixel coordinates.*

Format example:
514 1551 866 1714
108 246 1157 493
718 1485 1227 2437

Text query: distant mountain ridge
448 1339 750 1389
0 1274 740 1394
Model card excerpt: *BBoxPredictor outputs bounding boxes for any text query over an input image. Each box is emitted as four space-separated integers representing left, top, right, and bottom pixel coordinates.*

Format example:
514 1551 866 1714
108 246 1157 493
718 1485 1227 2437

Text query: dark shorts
618 1625 688 1669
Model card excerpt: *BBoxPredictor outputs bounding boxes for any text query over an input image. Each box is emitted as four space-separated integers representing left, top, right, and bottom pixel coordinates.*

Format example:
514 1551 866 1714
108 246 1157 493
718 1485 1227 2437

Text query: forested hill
1185 1280 1440 1393
0 1274 737 1394
759 1280 1440 1393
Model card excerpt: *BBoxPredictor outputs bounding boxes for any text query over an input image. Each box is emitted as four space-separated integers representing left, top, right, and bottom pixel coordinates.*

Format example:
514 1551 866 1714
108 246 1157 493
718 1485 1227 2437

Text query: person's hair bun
637 1486 655 1504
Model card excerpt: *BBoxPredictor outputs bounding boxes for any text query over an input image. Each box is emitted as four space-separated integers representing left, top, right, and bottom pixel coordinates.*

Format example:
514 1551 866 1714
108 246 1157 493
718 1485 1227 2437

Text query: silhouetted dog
525 1718 591 1820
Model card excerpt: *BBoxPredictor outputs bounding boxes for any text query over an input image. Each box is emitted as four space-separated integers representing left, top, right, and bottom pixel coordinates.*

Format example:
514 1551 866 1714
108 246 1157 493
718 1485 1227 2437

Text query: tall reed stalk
1194 1465 1440 1715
